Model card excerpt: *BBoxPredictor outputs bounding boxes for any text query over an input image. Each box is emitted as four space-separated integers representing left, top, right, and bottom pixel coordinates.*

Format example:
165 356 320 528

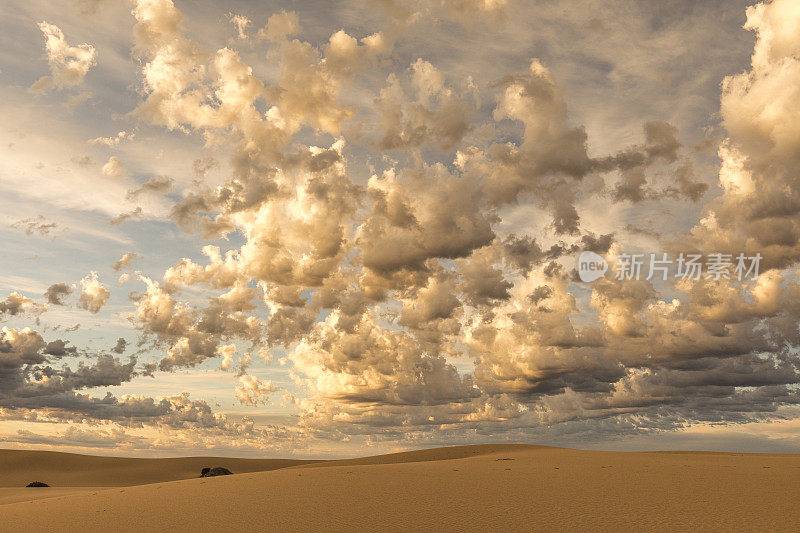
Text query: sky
2 0 800 458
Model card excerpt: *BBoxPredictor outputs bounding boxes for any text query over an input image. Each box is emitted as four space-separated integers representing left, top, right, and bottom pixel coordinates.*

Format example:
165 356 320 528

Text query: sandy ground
2 444 800 532
0 448 320 487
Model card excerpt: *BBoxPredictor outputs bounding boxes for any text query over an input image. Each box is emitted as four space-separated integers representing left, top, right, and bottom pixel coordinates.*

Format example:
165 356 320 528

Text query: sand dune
0 448 320 487
0 487 98 506
2 445 800 532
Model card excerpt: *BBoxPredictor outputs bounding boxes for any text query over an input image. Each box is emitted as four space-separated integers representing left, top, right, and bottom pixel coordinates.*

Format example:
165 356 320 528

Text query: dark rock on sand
200 467 233 477
26 482 50 487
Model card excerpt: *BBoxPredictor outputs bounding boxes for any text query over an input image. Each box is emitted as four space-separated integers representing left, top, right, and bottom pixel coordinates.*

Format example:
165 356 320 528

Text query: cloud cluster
235 375 279 406
0 293 34 317
30 21 96 93
0 323 300 452
107 0 800 446
679 0 800 272
4 0 800 453
374 59 473 150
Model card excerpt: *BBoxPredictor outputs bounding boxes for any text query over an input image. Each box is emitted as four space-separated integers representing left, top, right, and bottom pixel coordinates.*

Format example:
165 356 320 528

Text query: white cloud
30 21 97 93
101 156 125 178
78 271 110 313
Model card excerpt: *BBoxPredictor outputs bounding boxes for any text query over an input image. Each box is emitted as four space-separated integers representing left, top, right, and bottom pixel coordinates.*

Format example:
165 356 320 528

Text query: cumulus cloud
30 21 97 92
78 272 110 313
218 343 237 371
101 156 124 178
601 122 709 204
0 293 34 316
235 374 279 406
112 337 127 354
226 13 250 39
131 274 261 372
43 339 77 357
112 252 139 271
676 0 800 271
358 165 493 279
257 11 300 42
375 59 473 151
44 283 73 305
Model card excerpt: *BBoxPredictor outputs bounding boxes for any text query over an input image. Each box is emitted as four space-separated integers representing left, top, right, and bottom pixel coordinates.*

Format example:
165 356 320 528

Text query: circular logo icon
577 251 608 282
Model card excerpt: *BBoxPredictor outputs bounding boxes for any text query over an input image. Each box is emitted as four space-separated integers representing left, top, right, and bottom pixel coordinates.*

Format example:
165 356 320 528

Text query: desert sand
1 444 799 532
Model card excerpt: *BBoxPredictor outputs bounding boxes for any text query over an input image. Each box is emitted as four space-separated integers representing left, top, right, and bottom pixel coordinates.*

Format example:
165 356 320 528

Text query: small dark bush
200 467 233 477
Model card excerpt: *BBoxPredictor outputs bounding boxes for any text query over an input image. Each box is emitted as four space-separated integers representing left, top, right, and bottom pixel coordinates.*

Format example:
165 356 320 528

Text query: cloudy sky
1 0 800 458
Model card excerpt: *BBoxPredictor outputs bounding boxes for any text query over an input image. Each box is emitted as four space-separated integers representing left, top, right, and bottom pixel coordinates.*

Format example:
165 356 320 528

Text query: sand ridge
0 448 321 487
